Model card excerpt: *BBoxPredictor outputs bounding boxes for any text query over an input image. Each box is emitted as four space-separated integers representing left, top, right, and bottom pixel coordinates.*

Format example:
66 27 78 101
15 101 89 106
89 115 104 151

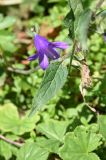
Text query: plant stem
7 66 39 75
69 40 76 74
93 0 104 18
96 0 104 10
0 134 23 147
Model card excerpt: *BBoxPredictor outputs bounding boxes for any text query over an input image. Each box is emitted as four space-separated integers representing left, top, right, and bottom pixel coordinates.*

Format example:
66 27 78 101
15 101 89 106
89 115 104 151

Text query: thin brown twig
83 97 99 114
0 134 23 147
0 0 22 5
7 66 40 75
6 55 69 75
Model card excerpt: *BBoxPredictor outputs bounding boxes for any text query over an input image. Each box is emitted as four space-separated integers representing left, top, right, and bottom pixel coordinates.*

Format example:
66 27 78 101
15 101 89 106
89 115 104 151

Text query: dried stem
7 66 40 75
6 55 70 75
0 0 22 5
0 134 23 147
83 96 98 114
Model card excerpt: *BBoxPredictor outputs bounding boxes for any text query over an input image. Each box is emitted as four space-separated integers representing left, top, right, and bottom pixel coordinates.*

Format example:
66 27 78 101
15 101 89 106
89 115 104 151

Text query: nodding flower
28 34 69 70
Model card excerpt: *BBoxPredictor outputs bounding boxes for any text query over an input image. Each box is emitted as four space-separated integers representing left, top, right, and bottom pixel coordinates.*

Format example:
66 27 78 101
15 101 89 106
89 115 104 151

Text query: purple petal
39 53 49 70
46 47 60 60
34 34 49 52
28 53 38 61
50 42 69 49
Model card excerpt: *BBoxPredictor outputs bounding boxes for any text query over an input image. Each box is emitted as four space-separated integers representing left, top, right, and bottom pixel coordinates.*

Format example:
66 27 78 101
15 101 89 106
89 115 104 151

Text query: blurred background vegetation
0 0 106 160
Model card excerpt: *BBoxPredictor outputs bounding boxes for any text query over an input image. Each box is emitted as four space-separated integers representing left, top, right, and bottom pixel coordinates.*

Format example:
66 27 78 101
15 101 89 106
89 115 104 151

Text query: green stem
69 40 76 74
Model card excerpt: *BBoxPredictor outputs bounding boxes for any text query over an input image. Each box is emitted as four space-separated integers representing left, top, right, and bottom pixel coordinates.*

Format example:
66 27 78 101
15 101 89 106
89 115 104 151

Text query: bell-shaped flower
28 34 68 70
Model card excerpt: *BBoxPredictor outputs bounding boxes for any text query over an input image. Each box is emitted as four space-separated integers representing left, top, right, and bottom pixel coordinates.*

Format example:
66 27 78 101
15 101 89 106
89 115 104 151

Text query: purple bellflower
28 34 68 70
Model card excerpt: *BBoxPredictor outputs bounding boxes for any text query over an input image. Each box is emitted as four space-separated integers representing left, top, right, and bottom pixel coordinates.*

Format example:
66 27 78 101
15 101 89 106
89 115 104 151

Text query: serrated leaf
75 9 92 50
36 137 60 153
0 16 16 30
29 62 68 116
37 119 68 141
98 115 106 140
0 103 39 135
0 140 12 160
59 126 102 160
16 142 49 160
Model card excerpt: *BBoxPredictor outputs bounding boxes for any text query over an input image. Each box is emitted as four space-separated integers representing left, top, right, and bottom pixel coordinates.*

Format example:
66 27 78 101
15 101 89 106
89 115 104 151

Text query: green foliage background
0 0 106 160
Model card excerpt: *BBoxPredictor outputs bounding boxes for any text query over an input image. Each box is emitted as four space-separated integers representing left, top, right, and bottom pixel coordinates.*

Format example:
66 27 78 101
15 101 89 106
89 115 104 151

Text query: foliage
0 0 106 160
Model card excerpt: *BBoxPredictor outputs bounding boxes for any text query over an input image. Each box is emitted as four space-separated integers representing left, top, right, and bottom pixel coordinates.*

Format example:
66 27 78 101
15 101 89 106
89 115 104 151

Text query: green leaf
75 9 92 50
37 119 68 141
69 0 83 17
81 0 97 9
0 16 16 30
0 14 3 22
64 9 75 39
29 62 68 116
36 120 68 154
0 103 40 135
64 9 74 28
59 126 102 160
0 31 16 52
97 9 106 17
36 137 60 153
16 142 49 160
98 115 106 140
0 140 12 160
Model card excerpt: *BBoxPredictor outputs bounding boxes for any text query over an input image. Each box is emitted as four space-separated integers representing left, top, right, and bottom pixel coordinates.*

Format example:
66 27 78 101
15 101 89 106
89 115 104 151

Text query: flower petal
46 47 60 60
28 53 38 61
50 42 69 49
39 53 49 70
34 34 49 52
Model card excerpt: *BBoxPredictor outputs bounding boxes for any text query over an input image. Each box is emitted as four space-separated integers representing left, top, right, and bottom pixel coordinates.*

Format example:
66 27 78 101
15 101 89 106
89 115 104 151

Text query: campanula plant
1 0 106 160
28 34 68 70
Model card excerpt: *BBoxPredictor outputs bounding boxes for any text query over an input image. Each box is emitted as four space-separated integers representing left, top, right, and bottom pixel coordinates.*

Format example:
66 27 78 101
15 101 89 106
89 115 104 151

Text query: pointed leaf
69 0 83 17
29 62 68 116
75 9 92 50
